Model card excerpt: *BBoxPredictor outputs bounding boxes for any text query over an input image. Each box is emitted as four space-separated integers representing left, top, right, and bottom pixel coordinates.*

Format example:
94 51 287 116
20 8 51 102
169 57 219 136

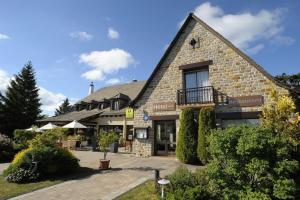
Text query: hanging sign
227 95 264 107
125 108 134 119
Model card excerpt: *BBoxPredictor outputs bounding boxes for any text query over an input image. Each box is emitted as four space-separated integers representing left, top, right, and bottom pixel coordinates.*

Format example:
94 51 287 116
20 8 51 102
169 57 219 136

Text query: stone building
131 13 291 157
38 80 146 147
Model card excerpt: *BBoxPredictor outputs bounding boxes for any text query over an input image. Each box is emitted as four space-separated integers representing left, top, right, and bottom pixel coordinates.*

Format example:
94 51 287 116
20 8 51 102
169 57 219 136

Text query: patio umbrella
40 122 58 130
62 120 87 129
26 127 42 132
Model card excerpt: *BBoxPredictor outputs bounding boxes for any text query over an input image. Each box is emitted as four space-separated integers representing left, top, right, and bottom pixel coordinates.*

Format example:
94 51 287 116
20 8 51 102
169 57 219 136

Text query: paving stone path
7 151 199 200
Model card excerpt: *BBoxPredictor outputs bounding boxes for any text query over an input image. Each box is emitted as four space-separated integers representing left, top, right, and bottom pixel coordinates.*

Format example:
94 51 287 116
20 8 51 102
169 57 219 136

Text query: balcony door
184 70 211 103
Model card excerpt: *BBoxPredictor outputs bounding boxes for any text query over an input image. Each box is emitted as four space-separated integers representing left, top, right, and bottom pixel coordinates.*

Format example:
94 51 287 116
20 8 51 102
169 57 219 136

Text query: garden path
8 151 199 200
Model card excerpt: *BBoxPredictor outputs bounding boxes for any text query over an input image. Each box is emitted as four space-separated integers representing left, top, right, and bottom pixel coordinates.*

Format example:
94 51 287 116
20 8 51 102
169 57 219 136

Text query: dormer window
112 100 120 110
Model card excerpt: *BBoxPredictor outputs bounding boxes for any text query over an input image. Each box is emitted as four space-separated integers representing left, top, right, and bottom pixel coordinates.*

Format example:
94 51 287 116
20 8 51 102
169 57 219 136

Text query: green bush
4 147 79 179
0 135 15 163
176 108 197 164
13 129 37 149
166 167 214 200
6 167 40 183
206 125 299 199
197 107 215 165
29 128 67 149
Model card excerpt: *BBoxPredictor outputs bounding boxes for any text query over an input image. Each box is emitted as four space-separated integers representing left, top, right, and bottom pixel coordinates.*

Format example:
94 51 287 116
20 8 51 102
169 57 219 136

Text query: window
185 70 209 89
184 70 211 103
112 100 120 110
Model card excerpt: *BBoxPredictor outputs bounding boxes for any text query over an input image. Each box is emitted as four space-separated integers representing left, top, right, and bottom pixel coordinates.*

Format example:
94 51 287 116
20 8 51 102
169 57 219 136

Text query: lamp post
157 179 170 199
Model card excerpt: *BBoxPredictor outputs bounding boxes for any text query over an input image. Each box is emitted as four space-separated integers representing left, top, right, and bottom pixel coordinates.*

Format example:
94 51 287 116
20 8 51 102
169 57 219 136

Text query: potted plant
98 131 118 169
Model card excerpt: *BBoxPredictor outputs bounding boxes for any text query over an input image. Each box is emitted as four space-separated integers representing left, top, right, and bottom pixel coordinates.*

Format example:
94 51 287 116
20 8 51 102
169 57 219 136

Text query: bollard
154 169 160 191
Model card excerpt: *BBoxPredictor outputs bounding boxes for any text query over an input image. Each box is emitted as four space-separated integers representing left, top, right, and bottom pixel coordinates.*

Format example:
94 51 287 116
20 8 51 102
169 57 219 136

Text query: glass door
154 120 176 155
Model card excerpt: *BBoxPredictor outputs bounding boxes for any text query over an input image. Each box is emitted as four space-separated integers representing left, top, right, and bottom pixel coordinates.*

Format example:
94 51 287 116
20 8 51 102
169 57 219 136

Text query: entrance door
154 120 176 155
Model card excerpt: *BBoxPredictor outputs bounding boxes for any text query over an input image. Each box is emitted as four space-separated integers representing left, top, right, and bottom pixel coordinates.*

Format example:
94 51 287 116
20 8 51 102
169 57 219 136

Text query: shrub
13 129 37 149
6 167 40 183
176 108 197 164
166 167 214 200
29 128 67 149
4 147 79 179
197 107 215 165
206 125 299 199
0 134 15 163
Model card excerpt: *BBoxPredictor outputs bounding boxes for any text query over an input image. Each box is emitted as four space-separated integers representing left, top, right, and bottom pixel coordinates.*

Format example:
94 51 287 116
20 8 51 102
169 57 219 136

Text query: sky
0 0 299 116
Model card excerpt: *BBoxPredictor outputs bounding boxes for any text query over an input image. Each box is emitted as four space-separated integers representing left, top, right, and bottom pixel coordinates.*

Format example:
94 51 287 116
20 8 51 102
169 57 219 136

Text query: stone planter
99 159 110 169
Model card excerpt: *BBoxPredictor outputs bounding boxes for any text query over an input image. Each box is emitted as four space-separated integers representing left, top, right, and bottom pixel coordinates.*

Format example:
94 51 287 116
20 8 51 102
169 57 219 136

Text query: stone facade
133 14 289 157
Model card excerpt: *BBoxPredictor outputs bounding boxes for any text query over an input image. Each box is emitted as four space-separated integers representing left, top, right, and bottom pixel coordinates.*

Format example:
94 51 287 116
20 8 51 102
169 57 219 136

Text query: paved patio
5 151 199 200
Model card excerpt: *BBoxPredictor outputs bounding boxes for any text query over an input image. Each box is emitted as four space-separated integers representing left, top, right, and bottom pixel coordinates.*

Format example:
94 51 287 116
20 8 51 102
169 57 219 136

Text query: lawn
0 175 62 200
117 181 158 200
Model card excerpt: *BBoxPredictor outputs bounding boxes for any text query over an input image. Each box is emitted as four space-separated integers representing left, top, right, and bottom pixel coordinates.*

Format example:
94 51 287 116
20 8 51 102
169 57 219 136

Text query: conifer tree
55 98 71 116
197 107 216 165
0 62 41 137
176 108 197 164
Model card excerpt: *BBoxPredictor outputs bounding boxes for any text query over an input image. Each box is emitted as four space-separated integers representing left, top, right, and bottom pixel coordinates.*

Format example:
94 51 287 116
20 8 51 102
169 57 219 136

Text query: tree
261 90 300 146
0 62 41 137
55 98 71 116
197 107 216 165
275 73 300 112
207 126 299 199
176 108 197 164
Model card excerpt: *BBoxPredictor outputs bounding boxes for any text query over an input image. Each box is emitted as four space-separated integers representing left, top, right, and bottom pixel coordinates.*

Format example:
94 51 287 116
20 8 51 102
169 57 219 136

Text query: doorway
154 120 176 156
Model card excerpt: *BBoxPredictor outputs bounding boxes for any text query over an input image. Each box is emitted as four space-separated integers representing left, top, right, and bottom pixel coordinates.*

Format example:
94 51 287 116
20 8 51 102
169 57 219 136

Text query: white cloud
180 2 292 53
246 44 265 54
105 78 122 85
271 35 295 46
70 31 93 41
0 69 11 93
80 48 135 81
107 27 119 39
0 33 10 40
38 87 67 114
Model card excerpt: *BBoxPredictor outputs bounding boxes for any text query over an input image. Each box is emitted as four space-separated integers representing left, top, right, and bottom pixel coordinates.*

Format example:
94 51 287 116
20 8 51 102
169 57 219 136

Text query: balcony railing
177 86 216 105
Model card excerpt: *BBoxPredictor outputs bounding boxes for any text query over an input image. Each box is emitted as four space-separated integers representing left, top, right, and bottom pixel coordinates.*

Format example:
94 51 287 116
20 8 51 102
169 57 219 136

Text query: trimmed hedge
176 108 197 164
197 107 215 165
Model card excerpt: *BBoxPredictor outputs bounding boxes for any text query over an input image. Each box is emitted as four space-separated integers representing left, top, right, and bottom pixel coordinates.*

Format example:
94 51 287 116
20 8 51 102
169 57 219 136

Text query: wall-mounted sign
153 102 176 112
135 127 148 139
125 108 134 119
227 95 264 107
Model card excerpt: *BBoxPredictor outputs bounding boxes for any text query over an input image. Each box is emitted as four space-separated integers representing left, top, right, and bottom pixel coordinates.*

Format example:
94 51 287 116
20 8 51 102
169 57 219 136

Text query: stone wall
133 17 289 157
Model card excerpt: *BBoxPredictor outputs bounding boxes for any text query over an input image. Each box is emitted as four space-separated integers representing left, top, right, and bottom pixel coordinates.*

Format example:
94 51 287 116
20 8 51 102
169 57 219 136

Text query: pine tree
55 98 71 116
0 62 41 137
197 107 216 165
176 108 197 164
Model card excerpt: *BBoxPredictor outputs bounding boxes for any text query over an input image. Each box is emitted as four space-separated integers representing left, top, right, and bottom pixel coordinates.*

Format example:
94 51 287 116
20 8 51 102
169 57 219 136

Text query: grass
117 180 159 200
0 175 62 200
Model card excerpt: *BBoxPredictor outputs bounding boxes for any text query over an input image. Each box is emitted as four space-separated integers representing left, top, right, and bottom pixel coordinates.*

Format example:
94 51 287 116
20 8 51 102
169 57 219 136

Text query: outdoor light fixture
189 38 197 48
158 178 170 199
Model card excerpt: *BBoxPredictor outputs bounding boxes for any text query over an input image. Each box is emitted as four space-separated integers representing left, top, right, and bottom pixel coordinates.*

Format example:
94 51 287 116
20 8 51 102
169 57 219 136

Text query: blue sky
0 0 299 116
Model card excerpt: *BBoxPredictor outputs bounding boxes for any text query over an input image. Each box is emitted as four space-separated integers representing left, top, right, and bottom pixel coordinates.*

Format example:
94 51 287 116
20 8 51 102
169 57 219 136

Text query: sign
227 95 264 107
153 102 176 112
135 128 148 139
125 108 134 119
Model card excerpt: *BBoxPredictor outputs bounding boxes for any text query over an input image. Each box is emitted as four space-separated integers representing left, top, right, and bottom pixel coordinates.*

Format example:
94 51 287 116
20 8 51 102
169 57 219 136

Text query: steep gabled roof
78 80 146 103
131 13 287 105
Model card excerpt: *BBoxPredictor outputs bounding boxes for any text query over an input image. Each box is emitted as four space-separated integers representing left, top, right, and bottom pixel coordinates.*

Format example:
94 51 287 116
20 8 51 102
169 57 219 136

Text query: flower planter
99 159 110 169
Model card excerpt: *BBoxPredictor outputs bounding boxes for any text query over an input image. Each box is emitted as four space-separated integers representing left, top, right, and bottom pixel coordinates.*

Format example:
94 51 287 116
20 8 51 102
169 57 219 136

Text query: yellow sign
125 108 134 119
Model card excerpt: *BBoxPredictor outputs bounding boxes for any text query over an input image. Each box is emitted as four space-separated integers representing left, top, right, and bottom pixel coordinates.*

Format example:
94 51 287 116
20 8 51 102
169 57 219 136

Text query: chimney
88 82 94 95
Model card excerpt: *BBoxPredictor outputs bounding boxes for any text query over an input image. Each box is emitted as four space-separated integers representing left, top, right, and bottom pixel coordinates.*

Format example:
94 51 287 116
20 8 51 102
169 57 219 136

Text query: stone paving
7 151 199 200
0 163 9 174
